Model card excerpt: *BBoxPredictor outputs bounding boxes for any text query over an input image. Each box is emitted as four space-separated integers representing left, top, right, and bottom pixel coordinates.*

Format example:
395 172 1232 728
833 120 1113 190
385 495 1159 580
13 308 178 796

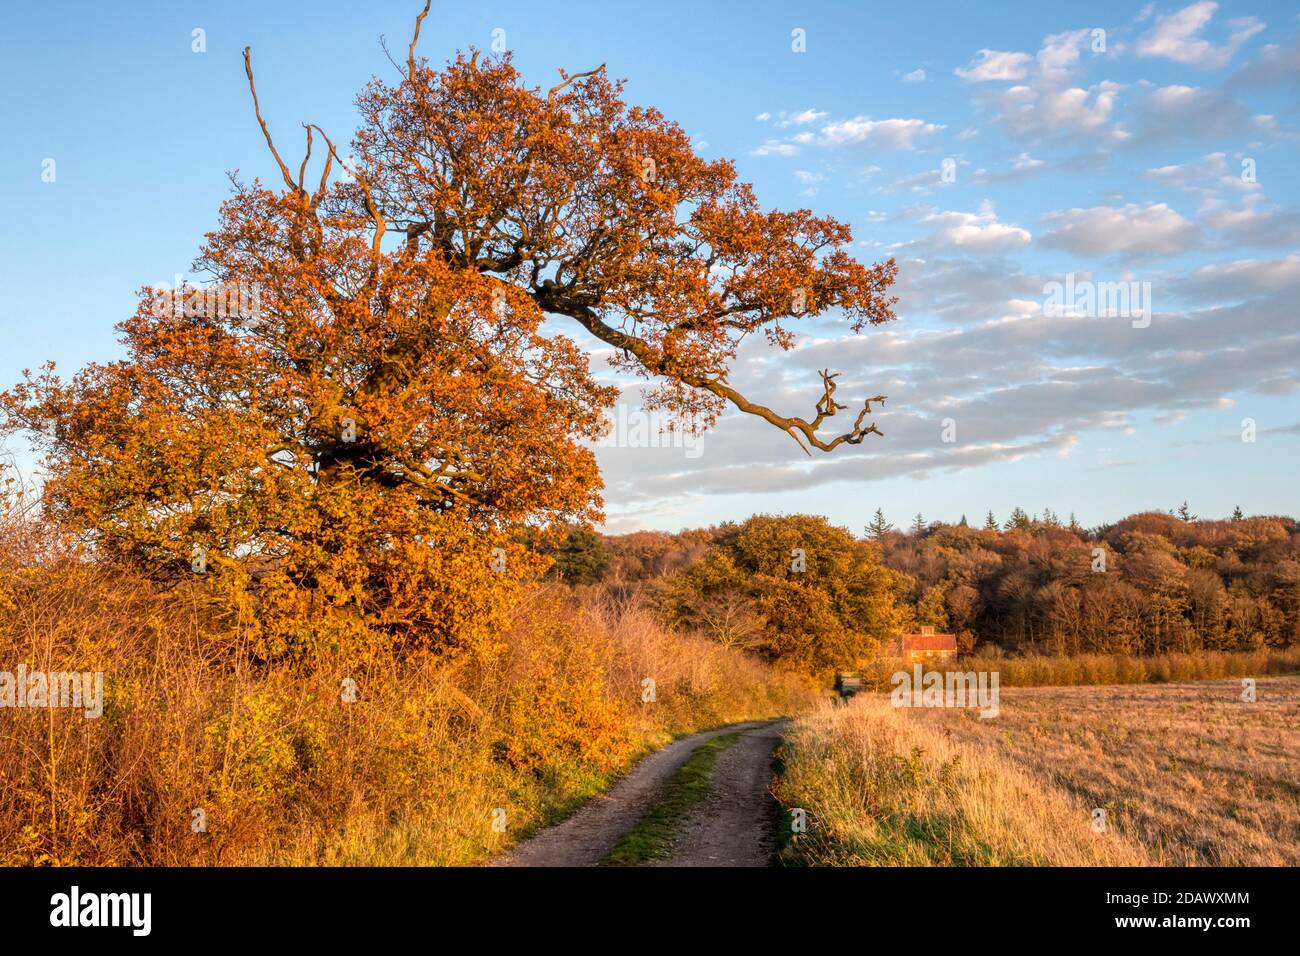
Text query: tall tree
865 507 893 538
910 513 927 536
983 510 999 531
0 8 900 658
658 515 906 672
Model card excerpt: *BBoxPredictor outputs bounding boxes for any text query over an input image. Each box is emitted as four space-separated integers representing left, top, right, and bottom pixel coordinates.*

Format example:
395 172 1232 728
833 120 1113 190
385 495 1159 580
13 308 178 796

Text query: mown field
776 673 1300 866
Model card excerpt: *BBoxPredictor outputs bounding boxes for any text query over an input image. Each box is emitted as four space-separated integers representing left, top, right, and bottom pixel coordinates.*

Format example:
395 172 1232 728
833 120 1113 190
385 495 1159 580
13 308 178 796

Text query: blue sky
1 1 1297 533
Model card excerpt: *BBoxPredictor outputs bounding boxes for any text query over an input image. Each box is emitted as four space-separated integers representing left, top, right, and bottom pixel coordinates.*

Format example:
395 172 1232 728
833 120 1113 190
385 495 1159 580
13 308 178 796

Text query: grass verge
603 732 740 866
774 697 1153 866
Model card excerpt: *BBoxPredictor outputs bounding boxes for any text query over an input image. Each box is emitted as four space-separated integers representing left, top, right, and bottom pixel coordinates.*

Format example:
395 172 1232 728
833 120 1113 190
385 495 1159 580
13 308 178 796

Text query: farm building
895 626 958 663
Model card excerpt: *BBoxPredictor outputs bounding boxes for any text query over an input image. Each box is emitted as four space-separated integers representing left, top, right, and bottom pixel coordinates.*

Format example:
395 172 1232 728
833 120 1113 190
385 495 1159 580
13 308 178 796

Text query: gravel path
651 720 786 867
493 720 782 867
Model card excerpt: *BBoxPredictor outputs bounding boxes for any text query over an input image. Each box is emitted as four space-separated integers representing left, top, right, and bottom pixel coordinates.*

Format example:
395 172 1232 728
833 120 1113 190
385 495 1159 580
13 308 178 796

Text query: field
776 675 1300 866
912 677 1300 866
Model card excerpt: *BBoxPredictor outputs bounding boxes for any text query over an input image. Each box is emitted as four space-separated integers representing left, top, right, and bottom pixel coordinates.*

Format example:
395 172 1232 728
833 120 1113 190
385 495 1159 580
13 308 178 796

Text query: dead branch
408 1 431 83
309 124 387 257
242 47 298 193
533 290 886 457
547 64 605 102
297 125 313 193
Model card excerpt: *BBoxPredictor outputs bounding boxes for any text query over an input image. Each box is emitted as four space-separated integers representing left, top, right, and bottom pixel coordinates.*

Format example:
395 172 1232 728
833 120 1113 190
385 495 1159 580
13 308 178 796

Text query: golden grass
0 527 813 866
855 647 1300 690
775 695 1154 866
909 678 1300 866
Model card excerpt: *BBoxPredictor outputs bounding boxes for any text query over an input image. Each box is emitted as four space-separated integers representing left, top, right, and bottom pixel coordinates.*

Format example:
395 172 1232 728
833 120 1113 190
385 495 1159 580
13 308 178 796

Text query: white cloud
901 68 927 82
1143 152 1260 204
955 49 1033 82
1187 255 1300 294
819 116 945 150
963 28 1128 143
1204 200 1300 248
754 111 771 122
1126 84 1268 145
989 80 1123 140
1036 29 1093 83
1137 1 1264 69
1010 152 1045 173
1040 202 1199 257
1229 37 1300 91
751 139 799 157
975 151 1047 184
894 202 1033 255
776 109 828 127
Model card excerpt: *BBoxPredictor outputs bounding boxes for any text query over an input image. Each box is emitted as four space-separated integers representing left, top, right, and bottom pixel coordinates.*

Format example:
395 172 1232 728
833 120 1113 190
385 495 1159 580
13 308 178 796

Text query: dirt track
651 719 786 866
493 719 785 867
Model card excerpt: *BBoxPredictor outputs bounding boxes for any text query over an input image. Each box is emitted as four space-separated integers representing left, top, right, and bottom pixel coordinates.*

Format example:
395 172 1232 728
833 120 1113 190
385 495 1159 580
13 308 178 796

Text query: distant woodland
543 508 1300 670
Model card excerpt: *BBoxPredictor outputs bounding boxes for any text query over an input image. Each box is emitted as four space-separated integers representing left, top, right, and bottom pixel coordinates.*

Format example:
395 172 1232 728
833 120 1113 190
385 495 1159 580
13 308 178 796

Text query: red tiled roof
899 633 957 651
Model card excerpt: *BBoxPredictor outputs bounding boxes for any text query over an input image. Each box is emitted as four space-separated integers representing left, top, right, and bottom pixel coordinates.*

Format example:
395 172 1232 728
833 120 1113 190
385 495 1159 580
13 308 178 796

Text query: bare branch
313 137 334 205
547 64 605 102
297 124 313 192
408 1 431 83
708 371 886 457
309 124 387 257
533 289 887 456
242 47 297 193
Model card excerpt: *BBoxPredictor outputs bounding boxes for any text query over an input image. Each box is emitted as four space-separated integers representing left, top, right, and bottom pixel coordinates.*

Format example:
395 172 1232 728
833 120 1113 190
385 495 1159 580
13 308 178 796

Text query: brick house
895 625 958 663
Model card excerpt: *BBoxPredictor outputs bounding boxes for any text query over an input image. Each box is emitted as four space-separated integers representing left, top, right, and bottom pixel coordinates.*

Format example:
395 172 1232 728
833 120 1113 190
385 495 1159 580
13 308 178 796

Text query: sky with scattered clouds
1 1 1297 534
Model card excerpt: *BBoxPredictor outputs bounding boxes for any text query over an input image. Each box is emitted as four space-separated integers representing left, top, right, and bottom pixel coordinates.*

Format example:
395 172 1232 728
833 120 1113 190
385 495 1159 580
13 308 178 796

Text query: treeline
545 507 1300 666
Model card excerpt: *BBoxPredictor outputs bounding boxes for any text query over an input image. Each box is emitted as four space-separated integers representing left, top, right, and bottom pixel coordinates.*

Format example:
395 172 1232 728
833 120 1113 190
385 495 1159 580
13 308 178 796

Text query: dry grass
909 678 1300 866
0 515 813 866
775 695 1154 866
855 648 1300 690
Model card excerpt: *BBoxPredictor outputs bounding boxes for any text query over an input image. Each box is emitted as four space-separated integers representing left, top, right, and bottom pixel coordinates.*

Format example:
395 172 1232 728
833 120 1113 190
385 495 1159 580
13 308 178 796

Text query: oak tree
1 5 898 658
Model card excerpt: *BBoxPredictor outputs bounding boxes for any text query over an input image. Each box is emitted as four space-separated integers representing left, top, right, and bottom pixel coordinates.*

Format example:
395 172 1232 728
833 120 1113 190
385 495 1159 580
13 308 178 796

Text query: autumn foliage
1 12 897 659
649 515 908 673
0 499 810 865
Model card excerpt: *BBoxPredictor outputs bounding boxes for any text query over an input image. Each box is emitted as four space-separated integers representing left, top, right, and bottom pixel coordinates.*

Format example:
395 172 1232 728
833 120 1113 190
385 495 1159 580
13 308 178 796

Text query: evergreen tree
958 514 968 527
983 510 998 531
550 527 610 584
865 508 894 539
1068 512 1082 534
910 512 926 536
1005 507 1031 530
1232 505 1244 521
1177 500 1198 522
